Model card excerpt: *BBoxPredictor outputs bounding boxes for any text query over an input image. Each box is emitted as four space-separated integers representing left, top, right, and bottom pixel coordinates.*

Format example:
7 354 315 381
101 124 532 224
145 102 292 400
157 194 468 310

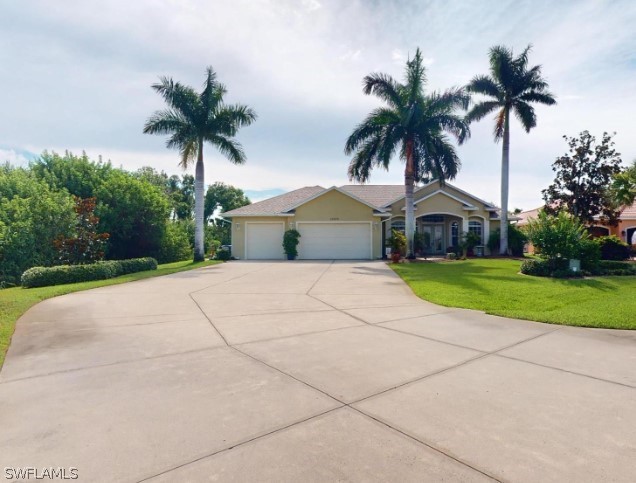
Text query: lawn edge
0 259 222 371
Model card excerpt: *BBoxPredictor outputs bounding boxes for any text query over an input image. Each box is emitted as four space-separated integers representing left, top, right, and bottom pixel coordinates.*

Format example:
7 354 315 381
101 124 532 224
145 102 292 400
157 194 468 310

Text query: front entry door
422 225 444 254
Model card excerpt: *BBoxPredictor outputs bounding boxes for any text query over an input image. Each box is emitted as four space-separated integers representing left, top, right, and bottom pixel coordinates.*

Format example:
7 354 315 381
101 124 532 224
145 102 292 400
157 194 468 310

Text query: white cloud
1 0 635 211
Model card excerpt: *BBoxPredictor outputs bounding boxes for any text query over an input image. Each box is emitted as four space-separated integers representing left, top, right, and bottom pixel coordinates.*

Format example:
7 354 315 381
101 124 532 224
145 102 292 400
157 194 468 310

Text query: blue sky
1 0 635 207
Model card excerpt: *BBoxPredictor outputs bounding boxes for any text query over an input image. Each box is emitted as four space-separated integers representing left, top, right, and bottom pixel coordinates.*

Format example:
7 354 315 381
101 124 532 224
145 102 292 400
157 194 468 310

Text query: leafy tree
0 165 75 284
96 171 170 260
526 210 587 261
54 197 110 264
144 66 257 261
204 182 251 224
466 45 556 255
157 221 193 263
345 48 470 258
173 174 195 220
31 151 113 198
542 131 622 225
611 159 636 207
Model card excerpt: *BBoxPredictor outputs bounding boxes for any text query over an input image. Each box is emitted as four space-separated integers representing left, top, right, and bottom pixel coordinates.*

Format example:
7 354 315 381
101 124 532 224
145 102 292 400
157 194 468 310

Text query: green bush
387 229 407 255
597 235 630 261
520 259 553 277
157 221 192 263
488 224 528 256
580 238 601 272
526 211 587 261
215 249 231 261
21 257 158 288
283 229 301 259
116 257 158 275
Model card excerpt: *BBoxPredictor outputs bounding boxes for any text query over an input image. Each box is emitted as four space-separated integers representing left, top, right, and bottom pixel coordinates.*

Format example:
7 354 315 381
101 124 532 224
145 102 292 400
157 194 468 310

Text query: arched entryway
416 214 464 256
626 226 636 246
588 226 610 238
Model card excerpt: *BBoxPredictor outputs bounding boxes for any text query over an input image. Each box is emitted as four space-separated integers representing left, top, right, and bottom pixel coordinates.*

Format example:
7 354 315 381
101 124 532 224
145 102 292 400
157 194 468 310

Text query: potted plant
387 229 407 263
282 229 301 260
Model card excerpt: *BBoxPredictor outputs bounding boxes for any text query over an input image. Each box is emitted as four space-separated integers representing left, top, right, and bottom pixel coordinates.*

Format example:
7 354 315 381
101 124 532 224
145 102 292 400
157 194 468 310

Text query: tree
143 67 256 261
96 171 170 260
542 131 622 225
345 48 470 258
204 182 251 224
466 45 556 255
54 197 109 265
611 159 636 207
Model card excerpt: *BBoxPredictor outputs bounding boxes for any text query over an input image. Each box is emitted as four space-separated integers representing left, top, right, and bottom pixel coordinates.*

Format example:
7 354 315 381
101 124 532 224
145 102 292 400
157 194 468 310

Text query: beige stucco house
222 181 503 260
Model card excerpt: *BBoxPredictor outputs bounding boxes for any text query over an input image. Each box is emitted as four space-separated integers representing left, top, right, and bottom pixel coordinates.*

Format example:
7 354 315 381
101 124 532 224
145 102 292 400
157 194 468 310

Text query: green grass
392 258 636 330
0 259 220 369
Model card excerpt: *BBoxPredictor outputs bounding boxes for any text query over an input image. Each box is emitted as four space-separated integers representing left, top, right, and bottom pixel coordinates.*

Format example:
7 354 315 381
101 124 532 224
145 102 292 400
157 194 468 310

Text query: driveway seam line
494 353 636 390
348 406 503 482
136 406 345 483
0 345 227 384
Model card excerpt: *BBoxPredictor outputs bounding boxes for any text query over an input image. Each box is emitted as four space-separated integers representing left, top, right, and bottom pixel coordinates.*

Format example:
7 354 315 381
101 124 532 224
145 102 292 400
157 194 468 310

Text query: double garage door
245 222 372 260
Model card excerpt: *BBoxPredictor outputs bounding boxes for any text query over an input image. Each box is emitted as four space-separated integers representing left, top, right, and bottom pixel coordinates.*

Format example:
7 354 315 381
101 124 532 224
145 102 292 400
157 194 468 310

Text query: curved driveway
1 261 635 482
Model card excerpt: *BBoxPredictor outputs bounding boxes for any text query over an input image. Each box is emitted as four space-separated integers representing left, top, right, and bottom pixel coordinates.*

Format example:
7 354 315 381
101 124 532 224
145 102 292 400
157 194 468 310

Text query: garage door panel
246 223 284 260
298 223 371 260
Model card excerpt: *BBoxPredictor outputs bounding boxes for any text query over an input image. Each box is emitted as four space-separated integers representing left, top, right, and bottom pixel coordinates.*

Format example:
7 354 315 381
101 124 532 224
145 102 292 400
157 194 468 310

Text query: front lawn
0 259 220 369
392 258 635 330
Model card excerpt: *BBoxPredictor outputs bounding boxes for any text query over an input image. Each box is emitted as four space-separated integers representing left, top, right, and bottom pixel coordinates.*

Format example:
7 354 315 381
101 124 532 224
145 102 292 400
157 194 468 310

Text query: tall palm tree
144 67 256 261
466 45 555 255
345 48 470 258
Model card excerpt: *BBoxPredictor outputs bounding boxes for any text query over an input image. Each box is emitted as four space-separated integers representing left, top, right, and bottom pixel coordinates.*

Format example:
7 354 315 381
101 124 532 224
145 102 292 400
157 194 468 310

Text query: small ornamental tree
525 211 587 262
54 197 109 265
282 229 301 259
542 131 622 225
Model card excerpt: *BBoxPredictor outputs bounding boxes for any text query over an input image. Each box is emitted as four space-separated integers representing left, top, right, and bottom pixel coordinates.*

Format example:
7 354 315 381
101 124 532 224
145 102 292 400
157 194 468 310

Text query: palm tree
466 45 555 255
345 48 470 258
144 67 256 261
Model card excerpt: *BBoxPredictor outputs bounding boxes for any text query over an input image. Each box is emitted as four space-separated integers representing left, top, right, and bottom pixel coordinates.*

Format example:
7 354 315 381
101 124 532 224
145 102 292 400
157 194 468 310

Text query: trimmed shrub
488 224 528 256
215 249 231 261
520 259 552 277
117 257 158 275
157 221 192 263
21 257 158 288
597 236 630 261
580 238 601 272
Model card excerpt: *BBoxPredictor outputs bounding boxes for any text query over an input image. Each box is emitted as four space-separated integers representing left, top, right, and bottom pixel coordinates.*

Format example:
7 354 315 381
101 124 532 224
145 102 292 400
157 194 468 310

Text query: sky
1 0 635 208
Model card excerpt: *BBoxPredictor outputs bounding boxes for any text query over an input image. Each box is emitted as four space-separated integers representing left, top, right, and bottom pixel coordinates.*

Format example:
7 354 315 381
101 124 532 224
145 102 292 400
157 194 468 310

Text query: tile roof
222 186 325 216
515 207 541 225
339 185 407 208
620 201 636 219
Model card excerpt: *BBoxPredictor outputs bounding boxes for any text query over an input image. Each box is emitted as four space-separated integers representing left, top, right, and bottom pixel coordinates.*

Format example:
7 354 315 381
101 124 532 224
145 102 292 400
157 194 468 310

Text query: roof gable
283 186 387 213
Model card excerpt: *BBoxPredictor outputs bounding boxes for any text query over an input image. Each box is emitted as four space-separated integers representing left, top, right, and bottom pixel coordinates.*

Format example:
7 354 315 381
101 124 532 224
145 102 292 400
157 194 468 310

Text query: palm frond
513 101 537 132
348 136 382 182
179 140 198 169
466 75 502 99
143 109 189 135
344 108 399 154
488 45 514 86
493 108 506 141
517 90 556 106
466 101 501 124
405 48 427 102
151 76 200 117
362 73 403 108
200 66 226 112
209 135 246 164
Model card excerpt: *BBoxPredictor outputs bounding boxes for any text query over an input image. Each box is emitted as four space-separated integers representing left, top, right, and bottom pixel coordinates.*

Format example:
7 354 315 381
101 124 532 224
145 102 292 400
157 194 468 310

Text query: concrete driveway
1 261 635 482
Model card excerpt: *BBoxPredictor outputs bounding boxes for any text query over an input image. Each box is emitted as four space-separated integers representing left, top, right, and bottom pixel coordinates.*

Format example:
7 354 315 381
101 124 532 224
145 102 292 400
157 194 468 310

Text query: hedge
21 257 158 288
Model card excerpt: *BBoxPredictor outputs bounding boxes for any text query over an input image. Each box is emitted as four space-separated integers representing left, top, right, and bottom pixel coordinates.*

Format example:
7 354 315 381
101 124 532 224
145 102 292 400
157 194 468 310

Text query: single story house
221 181 504 260
516 202 636 246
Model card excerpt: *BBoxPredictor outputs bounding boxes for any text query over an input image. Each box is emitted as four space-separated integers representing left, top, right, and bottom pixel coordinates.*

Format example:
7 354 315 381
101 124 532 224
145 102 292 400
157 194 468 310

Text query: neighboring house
516 202 636 246
221 181 503 260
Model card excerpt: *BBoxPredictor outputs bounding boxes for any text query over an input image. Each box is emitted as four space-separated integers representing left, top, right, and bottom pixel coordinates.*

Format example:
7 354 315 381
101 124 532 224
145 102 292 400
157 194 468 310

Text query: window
468 220 482 242
421 215 444 223
391 220 406 234
450 221 459 247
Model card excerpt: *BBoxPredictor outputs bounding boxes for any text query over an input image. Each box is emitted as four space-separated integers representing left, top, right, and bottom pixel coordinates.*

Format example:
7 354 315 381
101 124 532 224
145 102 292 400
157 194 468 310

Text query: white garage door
297 223 372 260
245 223 284 259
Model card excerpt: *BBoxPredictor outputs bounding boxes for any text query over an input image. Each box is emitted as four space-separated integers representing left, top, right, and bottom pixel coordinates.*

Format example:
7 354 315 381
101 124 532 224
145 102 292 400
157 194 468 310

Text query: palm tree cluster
145 45 555 262
346 45 556 257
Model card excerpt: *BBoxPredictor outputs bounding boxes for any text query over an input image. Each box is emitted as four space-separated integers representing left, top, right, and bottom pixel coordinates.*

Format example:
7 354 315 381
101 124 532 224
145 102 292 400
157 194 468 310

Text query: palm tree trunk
405 139 416 259
194 140 205 262
499 109 510 256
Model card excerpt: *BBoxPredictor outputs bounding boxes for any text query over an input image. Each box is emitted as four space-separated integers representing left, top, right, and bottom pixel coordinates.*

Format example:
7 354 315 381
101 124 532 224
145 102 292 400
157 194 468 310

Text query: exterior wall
386 183 498 255
293 190 382 259
230 216 292 260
